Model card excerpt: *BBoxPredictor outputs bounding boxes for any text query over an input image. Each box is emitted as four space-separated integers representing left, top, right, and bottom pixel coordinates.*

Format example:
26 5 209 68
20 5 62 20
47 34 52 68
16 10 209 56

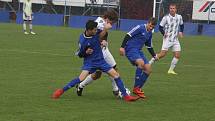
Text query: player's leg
29 19 36 35
133 59 152 98
168 41 181 74
149 39 169 64
76 71 102 96
52 70 90 99
103 48 119 95
106 68 139 101
23 20 28 34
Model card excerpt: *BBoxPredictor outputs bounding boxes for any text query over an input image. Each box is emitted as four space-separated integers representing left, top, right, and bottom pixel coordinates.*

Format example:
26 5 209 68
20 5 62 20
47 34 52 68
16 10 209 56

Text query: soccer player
149 3 184 75
76 9 120 96
119 18 158 98
23 0 36 35
52 20 139 102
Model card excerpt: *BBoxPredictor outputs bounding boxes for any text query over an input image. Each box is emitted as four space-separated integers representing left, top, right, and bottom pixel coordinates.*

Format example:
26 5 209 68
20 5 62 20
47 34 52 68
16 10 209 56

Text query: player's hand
101 40 108 47
153 54 159 61
119 47 125 56
104 23 112 30
86 48 93 55
179 32 183 38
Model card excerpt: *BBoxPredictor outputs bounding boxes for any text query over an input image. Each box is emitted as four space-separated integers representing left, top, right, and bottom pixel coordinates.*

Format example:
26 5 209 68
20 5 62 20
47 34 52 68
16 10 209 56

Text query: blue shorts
126 49 149 66
82 59 112 74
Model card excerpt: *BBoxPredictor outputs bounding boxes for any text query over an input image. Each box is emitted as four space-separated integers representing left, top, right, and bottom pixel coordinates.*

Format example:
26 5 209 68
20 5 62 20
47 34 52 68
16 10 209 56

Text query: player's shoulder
95 17 104 23
176 14 183 19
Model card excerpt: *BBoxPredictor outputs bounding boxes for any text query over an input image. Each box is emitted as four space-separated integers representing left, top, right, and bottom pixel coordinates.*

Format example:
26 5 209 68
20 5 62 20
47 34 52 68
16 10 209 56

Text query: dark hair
148 17 157 25
103 9 119 23
85 20 98 30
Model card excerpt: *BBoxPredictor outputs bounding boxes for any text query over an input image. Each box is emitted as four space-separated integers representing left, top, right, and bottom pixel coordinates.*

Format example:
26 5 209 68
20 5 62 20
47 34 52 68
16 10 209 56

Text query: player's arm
76 40 92 58
159 16 167 37
145 36 158 60
119 25 141 56
179 15 184 38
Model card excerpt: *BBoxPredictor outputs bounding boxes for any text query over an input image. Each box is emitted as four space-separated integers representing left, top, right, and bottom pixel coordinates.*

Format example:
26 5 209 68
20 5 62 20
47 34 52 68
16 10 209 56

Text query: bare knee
144 64 152 74
91 71 102 80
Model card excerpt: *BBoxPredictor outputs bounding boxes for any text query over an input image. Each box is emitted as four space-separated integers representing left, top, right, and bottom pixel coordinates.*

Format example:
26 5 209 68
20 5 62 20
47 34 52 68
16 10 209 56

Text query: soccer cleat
52 89 64 99
168 70 178 75
133 87 146 98
24 31 29 35
30 31 36 35
76 84 83 96
123 95 139 102
112 90 119 97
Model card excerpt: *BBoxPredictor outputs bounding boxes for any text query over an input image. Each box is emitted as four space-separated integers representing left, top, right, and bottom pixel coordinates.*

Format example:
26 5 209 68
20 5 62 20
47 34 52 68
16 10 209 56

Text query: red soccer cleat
123 95 140 102
133 87 146 98
52 89 64 99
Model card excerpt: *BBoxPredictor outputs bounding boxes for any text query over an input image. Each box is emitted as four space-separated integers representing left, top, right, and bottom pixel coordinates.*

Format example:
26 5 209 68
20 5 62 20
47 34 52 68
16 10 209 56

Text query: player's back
126 24 152 50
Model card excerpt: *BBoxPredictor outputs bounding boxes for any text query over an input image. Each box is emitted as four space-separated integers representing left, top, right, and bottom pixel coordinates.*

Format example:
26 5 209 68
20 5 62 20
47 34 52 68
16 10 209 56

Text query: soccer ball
118 88 131 98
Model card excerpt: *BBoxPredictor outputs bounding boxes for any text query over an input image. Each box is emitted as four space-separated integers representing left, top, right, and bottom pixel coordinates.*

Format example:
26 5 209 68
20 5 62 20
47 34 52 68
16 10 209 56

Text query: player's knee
174 54 180 59
91 71 102 80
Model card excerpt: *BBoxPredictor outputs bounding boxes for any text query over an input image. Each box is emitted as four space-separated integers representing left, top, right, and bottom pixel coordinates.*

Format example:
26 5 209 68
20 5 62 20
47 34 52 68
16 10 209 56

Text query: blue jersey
125 24 153 51
77 31 104 64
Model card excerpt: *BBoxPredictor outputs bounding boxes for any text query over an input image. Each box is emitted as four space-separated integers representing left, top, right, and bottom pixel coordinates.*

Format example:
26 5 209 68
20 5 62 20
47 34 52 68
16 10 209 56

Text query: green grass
0 23 215 121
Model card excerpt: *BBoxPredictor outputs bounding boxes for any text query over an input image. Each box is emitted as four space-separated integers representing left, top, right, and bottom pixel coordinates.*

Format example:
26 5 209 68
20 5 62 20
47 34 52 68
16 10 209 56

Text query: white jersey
94 17 116 67
23 0 32 16
160 14 183 42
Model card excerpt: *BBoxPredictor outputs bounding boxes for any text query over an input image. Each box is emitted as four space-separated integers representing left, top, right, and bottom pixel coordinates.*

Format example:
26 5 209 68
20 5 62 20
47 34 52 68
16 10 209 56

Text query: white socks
23 21 27 31
109 76 119 91
79 74 94 88
169 57 179 71
79 74 119 91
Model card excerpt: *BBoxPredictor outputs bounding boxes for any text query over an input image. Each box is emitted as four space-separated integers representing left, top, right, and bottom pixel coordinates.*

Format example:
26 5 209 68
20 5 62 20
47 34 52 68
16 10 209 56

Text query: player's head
146 17 157 31
103 9 119 25
169 3 177 16
85 20 98 36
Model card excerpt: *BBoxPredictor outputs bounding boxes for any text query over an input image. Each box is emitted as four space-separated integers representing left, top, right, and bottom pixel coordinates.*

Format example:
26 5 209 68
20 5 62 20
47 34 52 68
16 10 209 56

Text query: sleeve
127 25 142 37
23 2 26 12
145 35 156 57
159 16 167 27
121 34 132 48
76 39 90 58
179 15 183 25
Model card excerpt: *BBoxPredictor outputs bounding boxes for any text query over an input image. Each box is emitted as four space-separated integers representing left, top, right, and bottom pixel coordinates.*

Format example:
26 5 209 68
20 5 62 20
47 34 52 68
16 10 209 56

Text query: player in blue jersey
52 20 139 102
119 18 158 98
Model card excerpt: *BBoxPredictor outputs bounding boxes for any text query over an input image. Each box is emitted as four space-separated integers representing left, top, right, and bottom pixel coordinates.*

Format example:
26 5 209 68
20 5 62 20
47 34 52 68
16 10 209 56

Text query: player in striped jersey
23 0 36 35
149 3 184 75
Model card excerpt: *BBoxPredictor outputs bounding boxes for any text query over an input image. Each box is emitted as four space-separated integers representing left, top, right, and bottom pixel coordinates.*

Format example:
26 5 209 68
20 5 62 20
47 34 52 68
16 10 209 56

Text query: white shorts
102 47 116 67
161 38 181 52
23 14 32 21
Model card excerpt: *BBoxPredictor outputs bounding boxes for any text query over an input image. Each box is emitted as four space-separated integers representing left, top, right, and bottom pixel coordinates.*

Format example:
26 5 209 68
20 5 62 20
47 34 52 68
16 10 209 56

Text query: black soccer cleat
76 84 83 96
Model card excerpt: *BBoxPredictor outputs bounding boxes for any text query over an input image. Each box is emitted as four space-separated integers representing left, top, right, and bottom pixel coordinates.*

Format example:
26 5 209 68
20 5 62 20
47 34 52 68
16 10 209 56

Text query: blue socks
139 71 149 88
114 77 127 97
134 67 143 88
63 78 81 92
134 67 149 88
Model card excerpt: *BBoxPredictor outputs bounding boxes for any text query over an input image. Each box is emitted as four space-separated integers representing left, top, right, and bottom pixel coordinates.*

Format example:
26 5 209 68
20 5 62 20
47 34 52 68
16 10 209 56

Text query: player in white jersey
23 0 36 35
149 3 184 75
76 9 120 96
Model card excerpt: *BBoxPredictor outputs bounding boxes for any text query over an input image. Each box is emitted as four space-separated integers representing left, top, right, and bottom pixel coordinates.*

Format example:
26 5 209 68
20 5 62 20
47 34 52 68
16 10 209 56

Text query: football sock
63 78 81 92
109 76 119 91
23 21 27 31
114 77 127 97
29 24 33 32
169 57 179 71
134 67 143 88
79 74 94 88
139 71 149 88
